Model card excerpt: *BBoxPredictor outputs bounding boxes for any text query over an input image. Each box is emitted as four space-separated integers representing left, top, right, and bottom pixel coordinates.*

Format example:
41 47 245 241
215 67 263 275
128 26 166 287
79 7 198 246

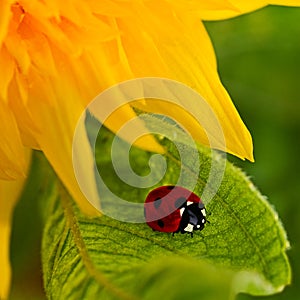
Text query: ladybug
144 185 208 237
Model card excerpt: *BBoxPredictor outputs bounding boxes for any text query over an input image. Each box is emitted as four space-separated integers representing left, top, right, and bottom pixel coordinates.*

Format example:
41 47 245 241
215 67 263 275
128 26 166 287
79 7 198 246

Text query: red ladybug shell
144 185 201 233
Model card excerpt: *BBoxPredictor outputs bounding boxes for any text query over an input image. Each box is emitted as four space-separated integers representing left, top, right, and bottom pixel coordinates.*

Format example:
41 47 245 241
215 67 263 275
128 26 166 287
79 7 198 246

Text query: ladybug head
179 202 207 234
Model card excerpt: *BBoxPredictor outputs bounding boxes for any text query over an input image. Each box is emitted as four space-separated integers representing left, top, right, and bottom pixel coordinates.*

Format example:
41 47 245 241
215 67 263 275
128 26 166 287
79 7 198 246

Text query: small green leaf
42 119 290 299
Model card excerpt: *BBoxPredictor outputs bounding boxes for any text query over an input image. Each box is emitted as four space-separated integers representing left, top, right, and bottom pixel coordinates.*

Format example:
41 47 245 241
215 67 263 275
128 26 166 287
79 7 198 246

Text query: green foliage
42 121 290 299
10 152 54 300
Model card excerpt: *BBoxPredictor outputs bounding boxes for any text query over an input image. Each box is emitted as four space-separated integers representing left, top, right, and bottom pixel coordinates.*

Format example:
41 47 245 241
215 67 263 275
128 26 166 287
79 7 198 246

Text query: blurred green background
9 5 300 300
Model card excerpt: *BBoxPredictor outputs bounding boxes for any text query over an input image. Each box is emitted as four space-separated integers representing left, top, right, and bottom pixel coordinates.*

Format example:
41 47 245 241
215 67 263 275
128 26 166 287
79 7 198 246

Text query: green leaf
42 119 290 299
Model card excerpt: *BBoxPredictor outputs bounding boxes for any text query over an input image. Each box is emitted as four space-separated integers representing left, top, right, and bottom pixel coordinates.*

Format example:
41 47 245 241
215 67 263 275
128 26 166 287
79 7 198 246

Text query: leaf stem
59 185 139 300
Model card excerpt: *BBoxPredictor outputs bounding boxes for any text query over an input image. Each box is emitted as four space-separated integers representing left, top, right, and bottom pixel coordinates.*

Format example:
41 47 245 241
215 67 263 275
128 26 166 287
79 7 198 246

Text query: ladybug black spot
154 198 162 209
157 220 164 228
175 197 186 209
167 186 175 190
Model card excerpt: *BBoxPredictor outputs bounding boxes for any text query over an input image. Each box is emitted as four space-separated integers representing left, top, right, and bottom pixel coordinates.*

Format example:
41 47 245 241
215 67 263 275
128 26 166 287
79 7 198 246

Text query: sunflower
1 1 299 299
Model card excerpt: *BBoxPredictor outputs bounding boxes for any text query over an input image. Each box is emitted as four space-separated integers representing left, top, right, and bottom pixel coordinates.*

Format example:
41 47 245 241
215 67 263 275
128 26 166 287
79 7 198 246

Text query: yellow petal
0 46 14 100
179 0 300 20
229 0 300 17
26 76 101 216
0 0 14 47
91 5 253 160
1 0 259 220
87 82 165 154
0 149 31 300
0 100 28 179
269 0 300 5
